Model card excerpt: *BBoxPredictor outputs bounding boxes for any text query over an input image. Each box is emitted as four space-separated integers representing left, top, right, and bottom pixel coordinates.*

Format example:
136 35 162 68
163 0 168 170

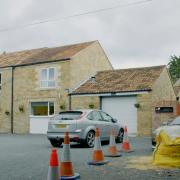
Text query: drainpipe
69 94 71 110
11 66 14 134
65 88 72 110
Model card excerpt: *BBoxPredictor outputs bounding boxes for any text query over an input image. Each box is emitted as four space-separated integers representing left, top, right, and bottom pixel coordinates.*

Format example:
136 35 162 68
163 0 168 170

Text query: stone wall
71 96 100 110
136 93 152 136
0 68 12 133
133 68 176 137
151 68 176 131
70 41 113 89
13 61 67 133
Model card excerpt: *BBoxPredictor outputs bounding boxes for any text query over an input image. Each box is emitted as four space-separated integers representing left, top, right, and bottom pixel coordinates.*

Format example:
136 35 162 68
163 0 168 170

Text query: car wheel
85 131 95 148
50 139 62 147
116 128 124 143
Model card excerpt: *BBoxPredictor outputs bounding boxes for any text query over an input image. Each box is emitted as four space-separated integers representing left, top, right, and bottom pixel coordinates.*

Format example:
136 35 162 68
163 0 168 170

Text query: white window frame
0 72 2 90
30 101 55 117
40 68 56 89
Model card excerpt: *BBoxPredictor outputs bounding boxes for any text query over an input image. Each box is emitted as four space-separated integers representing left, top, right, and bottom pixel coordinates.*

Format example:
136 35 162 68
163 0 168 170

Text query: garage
29 101 54 134
101 96 137 135
71 65 177 136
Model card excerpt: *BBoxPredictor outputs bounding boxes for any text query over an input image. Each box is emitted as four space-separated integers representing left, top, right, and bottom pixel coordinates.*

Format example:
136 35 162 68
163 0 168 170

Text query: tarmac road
0 134 179 180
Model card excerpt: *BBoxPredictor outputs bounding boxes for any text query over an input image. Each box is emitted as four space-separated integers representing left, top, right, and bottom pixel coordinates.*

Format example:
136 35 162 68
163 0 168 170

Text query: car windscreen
54 111 83 120
170 117 180 125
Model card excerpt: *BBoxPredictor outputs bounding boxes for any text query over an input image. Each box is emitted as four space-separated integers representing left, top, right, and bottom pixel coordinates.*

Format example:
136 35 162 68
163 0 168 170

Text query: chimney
90 76 96 83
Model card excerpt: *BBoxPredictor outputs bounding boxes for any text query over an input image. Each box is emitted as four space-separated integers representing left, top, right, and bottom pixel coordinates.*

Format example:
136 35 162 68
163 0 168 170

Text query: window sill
30 115 55 118
38 87 58 90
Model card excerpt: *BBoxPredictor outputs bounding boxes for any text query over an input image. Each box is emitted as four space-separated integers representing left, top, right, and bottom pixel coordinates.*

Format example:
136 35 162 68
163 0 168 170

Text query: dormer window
40 68 56 88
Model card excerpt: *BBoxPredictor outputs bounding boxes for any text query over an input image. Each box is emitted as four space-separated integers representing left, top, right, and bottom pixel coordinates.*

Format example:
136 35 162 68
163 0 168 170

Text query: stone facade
71 96 100 110
137 68 176 136
0 41 112 133
0 68 12 133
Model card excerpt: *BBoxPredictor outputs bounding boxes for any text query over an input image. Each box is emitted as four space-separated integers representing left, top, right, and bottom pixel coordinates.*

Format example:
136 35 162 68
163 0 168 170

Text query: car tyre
116 128 124 143
85 131 95 148
50 139 62 148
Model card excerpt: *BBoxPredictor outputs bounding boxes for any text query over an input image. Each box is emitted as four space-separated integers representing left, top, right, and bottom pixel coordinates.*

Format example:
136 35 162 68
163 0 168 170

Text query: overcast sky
0 0 180 69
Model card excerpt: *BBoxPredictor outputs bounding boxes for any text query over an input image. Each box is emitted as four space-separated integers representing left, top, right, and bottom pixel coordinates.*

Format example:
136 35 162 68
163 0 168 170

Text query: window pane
49 68 55 80
31 102 48 116
54 111 83 120
41 69 47 80
48 81 55 87
92 111 102 121
49 102 54 115
100 112 112 122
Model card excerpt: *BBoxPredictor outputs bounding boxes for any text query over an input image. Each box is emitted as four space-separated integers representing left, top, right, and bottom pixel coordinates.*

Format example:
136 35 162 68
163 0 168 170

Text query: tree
168 55 180 83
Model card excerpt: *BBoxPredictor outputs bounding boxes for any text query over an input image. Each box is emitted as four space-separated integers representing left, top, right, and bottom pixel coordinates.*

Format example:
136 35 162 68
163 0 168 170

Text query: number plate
55 124 66 128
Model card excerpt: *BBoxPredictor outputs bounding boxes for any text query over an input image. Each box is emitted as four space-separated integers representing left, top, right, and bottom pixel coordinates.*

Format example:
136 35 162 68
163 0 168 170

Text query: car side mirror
112 119 117 123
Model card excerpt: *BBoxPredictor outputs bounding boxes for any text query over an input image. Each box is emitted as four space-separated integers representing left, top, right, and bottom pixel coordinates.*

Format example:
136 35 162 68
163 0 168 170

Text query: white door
101 96 137 135
30 117 50 134
29 101 54 134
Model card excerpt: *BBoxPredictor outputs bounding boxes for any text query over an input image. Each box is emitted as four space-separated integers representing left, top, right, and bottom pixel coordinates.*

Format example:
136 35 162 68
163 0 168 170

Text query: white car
152 116 180 148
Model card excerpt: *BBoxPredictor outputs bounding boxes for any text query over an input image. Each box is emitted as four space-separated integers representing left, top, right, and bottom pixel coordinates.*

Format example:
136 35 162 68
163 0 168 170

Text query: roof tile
0 41 95 68
72 65 166 94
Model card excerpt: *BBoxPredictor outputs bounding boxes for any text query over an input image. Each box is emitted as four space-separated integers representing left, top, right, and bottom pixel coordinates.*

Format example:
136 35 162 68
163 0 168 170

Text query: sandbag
153 131 180 168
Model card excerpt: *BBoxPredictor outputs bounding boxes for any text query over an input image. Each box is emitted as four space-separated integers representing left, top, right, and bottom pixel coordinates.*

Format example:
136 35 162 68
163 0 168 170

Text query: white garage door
101 96 137 135
30 101 54 134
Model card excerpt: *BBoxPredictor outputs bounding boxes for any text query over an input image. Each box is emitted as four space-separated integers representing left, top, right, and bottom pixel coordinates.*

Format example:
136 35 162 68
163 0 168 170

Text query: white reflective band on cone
123 133 128 142
109 135 116 146
61 144 71 162
94 137 102 150
47 167 59 180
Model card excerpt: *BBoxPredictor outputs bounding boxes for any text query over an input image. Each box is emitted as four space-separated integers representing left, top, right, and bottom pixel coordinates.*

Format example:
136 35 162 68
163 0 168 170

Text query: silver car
47 109 124 147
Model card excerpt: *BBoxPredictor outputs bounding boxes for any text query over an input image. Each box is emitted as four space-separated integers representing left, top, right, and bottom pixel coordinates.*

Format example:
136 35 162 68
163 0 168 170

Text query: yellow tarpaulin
153 131 180 168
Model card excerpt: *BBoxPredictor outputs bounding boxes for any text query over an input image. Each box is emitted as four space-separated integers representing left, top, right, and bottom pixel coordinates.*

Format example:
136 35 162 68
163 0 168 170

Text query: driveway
0 134 179 180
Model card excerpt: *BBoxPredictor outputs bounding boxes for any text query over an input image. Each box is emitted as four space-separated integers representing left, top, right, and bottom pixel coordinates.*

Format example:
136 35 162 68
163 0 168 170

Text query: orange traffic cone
120 126 133 153
47 149 59 180
60 132 80 180
88 128 109 165
105 130 121 157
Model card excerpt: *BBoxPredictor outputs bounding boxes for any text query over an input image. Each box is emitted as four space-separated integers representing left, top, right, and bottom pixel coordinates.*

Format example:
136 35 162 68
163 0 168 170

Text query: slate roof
0 41 96 68
71 65 166 95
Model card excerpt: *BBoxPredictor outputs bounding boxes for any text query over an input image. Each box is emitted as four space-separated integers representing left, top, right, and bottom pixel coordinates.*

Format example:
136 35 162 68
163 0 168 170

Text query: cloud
0 0 180 69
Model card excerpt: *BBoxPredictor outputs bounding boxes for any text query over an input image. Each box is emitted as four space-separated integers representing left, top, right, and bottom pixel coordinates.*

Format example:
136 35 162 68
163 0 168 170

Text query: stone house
0 41 112 134
71 65 177 136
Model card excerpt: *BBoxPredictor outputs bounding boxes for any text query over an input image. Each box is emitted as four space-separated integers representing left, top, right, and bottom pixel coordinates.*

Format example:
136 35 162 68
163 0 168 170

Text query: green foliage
89 103 95 109
59 102 66 110
5 110 10 115
168 55 180 83
19 104 24 112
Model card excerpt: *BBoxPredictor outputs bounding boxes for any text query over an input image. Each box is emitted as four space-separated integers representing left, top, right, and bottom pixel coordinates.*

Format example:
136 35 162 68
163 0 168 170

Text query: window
54 111 83 120
40 68 56 88
31 102 54 116
100 112 113 122
87 111 102 121
0 73 2 90
155 107 173 113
